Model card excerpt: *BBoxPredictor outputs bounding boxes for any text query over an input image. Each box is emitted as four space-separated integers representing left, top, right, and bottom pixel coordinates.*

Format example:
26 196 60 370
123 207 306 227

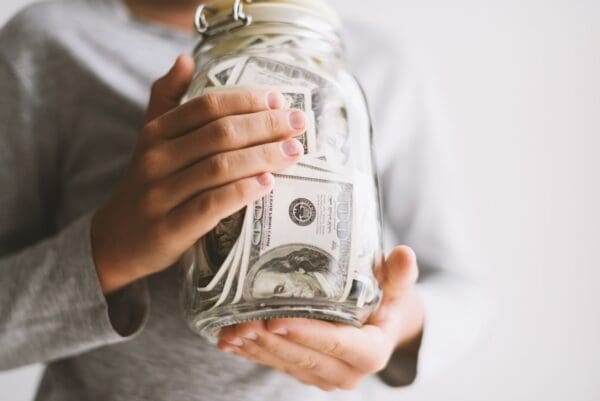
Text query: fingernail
272 328 288 336
266 91 283 109
256 173 273 187
281 139 304 157
227 338 244 347
243 332 258 341
288 110 306 130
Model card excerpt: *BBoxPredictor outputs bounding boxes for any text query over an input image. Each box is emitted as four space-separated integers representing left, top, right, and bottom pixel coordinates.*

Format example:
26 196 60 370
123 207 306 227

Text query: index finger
265 318 393 374
155 88 284 140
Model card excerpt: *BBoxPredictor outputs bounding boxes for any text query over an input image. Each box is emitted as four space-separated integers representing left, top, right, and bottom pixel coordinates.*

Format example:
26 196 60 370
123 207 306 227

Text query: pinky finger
166 173 274 243
230 347 336 392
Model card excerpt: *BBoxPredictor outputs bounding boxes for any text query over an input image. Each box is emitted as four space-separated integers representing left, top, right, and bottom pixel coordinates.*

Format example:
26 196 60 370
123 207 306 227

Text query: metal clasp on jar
194 0 253 37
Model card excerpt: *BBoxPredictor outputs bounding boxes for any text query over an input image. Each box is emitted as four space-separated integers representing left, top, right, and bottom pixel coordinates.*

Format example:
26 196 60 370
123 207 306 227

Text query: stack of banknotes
188 34 380 312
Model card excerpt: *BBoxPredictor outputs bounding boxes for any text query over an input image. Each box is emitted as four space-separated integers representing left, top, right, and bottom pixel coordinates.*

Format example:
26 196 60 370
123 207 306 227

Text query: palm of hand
218 246 423 392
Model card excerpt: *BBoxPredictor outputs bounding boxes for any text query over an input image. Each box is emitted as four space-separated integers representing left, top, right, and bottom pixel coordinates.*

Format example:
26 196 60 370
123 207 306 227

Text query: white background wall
1 0 599 400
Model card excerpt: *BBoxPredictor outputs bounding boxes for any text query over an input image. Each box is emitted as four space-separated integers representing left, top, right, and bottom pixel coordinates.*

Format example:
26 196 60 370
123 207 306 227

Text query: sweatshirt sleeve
0 14 149 370
348 30 494 387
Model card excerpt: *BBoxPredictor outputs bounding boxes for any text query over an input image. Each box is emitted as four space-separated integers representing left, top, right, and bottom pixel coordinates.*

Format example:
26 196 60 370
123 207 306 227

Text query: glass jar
180 0 384 342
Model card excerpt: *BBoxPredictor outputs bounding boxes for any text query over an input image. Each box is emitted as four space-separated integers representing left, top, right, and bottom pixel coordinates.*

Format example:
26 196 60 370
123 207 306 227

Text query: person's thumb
146 54 195 122
380 246 419 304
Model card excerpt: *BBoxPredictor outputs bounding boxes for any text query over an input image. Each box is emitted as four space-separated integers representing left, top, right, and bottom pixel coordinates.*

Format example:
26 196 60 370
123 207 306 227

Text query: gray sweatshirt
0 0 490 400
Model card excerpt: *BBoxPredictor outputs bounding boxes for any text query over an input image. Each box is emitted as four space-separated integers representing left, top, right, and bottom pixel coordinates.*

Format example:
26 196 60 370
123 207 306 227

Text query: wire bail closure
194 0 253 37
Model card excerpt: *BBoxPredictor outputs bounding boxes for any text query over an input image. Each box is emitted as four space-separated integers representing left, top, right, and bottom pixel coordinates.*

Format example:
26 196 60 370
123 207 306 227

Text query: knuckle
235 325 255 339
238 328 255 340
244 345 261 360
196 192 216 215
264 111 278 133
239 320 264 336
233 180 252 201
142 120 161 142
237 89 257 108
241 89 260 109
200 93 222 118
258 143 276 164
208 154 230 177
214 118 237 144
323 340 344 358
142 119 159 136
297 356 318 370
139 148 167 180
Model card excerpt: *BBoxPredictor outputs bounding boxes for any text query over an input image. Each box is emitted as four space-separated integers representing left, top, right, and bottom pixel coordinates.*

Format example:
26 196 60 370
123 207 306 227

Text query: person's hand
218 246 424 391
91 55 307 294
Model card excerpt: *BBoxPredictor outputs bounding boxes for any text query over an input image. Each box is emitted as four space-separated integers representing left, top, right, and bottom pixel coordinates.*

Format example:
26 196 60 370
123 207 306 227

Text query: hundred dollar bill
234 56 328 89
282 163 362 302
241 170 355 301
229 161 352 304
276 166 378 303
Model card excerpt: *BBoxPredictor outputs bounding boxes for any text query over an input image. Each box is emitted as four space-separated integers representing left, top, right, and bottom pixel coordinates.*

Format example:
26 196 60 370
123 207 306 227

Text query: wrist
91 209 141 295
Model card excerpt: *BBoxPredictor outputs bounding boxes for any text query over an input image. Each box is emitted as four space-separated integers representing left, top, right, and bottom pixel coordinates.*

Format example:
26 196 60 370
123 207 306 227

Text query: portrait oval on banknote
243 244 345 301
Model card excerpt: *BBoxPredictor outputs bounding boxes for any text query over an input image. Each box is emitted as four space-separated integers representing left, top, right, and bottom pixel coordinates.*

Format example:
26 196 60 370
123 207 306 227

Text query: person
0 0 490 399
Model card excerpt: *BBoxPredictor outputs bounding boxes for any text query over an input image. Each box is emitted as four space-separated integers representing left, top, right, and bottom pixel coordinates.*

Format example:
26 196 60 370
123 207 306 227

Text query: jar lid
197 0 341 37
